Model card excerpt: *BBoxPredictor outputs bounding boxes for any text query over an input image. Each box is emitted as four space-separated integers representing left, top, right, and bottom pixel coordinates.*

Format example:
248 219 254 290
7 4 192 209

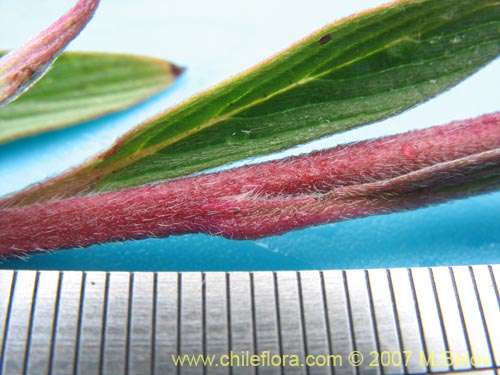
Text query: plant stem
1 112 500 256
0 0 100 106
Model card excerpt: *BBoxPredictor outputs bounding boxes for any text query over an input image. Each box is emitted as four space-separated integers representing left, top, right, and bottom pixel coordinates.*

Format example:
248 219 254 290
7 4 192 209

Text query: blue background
1 0 499 271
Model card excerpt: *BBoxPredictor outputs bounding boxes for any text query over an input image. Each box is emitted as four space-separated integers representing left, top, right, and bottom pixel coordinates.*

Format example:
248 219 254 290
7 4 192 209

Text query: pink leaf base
0 0 99 106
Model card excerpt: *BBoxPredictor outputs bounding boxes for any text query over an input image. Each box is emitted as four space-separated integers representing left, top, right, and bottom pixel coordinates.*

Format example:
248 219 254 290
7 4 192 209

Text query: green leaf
0 51 183 143
4 0 500 207
96 0 500 189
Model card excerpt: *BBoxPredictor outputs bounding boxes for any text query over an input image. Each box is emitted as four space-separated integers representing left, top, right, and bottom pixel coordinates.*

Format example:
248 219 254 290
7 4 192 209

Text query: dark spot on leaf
233 207 240 215
318 34 332 45
13 67 34 82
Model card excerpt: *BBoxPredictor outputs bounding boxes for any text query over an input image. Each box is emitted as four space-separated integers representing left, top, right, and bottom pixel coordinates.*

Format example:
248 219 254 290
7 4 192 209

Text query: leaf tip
171 63 186 78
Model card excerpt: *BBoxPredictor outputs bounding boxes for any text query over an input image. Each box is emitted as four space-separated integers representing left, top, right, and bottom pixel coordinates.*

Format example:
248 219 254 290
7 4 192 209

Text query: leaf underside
3 0 500 207
0 51 182 143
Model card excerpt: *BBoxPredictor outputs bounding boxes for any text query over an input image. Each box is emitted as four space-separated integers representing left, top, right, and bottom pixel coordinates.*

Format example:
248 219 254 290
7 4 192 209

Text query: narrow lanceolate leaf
4 0 500 208
0 52 184 143
1 112 500 255
0 0 99 107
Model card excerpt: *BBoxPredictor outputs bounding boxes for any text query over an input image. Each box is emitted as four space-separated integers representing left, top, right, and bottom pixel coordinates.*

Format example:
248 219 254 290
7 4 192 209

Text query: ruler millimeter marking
0 266 499 375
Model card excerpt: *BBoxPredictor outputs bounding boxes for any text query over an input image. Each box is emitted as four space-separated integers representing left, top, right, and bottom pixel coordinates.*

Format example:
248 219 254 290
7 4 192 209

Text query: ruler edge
0 264 499 375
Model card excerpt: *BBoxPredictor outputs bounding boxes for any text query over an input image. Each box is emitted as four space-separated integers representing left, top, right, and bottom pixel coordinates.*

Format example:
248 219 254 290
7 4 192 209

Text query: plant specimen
1 0 500 257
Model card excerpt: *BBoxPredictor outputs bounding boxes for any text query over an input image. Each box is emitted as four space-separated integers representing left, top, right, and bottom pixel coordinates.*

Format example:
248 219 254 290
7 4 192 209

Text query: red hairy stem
0 0 100 106
1 112 500 256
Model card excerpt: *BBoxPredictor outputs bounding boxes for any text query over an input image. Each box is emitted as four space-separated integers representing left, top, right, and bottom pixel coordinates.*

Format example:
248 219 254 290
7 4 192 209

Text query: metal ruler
0 266 499 375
